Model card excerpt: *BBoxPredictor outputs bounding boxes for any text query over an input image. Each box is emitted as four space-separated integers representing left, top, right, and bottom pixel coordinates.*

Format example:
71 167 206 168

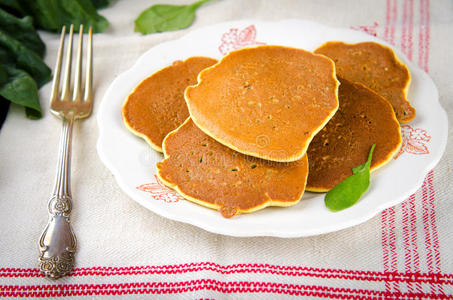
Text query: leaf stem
367 144 376 163
191 0 211 9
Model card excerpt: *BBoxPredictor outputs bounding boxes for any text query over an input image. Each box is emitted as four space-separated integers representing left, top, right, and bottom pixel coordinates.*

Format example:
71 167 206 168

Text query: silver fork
38 24 93 279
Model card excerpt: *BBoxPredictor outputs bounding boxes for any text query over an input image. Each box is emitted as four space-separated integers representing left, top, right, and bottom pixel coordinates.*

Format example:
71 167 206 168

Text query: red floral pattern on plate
350 22 379 37
394 125 431 159
136 176 183 203
218 25 265 55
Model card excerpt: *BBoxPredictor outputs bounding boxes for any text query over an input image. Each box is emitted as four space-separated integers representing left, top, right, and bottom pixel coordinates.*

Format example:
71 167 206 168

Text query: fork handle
38 118 77 279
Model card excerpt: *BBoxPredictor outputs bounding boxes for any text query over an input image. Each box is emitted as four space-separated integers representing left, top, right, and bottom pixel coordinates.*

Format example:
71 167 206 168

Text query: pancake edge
122 97 164 153
185 45 340 162
315 41 415 123
305 81 403 193
122 56 218 153
156 117 308 216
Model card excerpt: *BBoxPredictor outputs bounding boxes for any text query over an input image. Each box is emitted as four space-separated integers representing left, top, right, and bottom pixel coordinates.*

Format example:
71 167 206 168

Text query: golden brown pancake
122 57 217 152
315 41 415 123
185 45 339 162
157 118 309 218
306 78 402 192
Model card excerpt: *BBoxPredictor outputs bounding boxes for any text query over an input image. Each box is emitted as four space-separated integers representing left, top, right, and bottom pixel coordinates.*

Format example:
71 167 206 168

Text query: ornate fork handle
38 117 77 279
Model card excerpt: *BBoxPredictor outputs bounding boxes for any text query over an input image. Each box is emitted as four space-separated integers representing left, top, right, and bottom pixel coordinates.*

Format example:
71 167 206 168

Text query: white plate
97 20 448 237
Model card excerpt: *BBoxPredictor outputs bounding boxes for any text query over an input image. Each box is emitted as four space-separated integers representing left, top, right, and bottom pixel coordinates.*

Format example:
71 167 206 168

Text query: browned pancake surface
185 45 339 162
157 119 309 218
122 57 217 152
306 78 402 192
315 41 415 123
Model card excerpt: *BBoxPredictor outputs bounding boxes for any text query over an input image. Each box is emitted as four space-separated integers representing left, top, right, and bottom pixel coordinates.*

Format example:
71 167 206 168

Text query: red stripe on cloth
409 195 422 293
390 0 398 45
408 0 414 60
401 0 408 54
402 195 423 293
389 207 400 293
428 171 444 295
1 264 453 285
422 177 434 272
401 0 415 60
418 0 426 70
402 198 413 291
422 0 430 72
379 192 399 291
422 172 444 295
381 209 390 283
428 173 442 274
384 0 391 41
0 279 451 298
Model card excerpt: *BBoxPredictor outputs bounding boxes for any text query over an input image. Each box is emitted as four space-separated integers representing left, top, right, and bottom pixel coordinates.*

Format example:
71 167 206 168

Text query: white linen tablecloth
0 0 452 298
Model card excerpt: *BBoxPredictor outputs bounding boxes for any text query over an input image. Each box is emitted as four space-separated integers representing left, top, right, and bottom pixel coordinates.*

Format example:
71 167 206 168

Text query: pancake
306 78 402 192
315 41 415 123
156 118 309 218
122 56 217 152
185 45 339 162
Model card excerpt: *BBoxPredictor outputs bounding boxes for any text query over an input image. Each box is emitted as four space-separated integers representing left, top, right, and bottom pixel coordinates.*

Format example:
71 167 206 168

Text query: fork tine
50 26 66 103
84 27 93 103
61 24 74 101
73 24 83 101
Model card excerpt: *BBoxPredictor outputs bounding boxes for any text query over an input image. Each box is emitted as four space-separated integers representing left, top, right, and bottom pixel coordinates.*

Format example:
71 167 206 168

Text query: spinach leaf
90 0 109 9
135 0 211 35
0 47 13 62
0 0 25 15
0 66 41 119
0 30 51 87
25 106 41 119
0 8 45 57
0 65 5 83
16 0 109 33
325 144 376 212
0 0 111 122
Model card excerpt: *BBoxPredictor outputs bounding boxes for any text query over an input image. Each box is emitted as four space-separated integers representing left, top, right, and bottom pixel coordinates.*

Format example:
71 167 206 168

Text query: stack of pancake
122 41 413 218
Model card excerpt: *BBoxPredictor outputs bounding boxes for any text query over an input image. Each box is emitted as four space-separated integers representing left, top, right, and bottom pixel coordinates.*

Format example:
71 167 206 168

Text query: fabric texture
0 0 452 298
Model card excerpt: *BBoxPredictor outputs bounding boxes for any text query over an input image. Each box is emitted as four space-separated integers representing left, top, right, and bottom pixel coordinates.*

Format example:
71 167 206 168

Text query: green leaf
0 0 111 122
90 0 109 9
0 8 46 57
0 0 26 15
18 0 109 33
135 0 211 35
325 144 376 212
0 64 7 84
0 65 42 118
0 47 13 63
25 106 41 119
0 30 51 87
